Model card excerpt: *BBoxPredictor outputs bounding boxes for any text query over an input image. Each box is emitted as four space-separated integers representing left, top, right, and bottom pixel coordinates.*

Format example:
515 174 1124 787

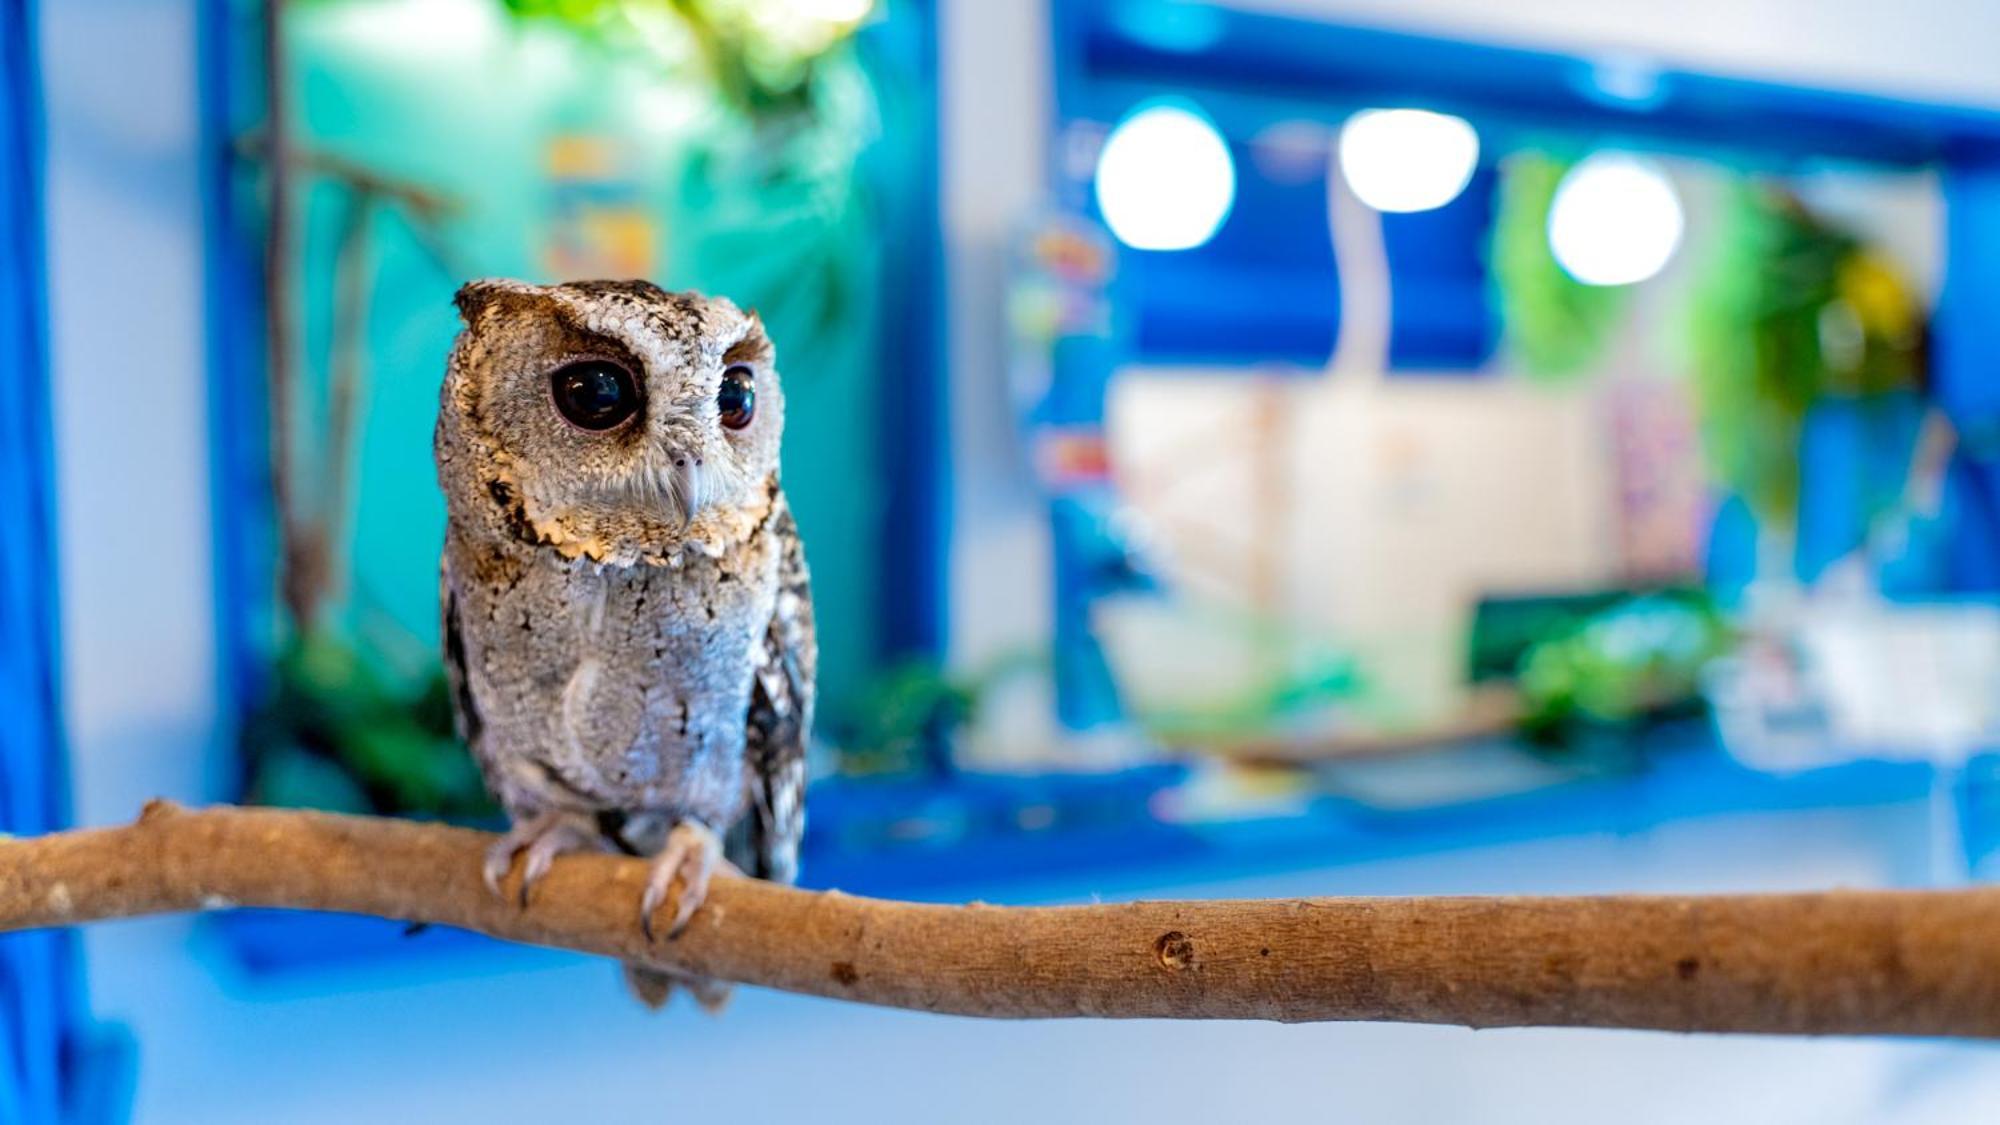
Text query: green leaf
1491 153 1627 380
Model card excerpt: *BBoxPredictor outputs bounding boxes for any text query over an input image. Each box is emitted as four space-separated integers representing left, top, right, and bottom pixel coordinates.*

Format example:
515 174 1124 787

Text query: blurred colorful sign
542 134 657 280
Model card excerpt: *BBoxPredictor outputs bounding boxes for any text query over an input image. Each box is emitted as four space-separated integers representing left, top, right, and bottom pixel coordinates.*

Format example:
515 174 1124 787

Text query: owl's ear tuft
454 279 542 327
723 310 774 367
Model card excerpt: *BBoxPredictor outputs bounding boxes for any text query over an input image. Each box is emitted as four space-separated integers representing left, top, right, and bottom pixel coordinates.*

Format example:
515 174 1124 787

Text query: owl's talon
484 811 598 906
482 844 514 898
640 821 733 941
483 829 532 897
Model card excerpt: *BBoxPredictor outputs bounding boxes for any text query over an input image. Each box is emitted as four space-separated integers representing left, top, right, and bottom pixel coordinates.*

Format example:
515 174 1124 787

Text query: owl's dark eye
719 365 756 430
550 360 641 431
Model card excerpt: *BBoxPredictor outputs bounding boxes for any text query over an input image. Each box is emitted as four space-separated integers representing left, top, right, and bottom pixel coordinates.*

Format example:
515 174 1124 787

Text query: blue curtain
0 1 84 1120
1936 159 2000 592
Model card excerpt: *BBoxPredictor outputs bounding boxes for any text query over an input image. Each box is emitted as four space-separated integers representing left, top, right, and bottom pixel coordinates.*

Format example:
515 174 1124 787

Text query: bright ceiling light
791 0 873 22
1547 153 1685 286
1094 104 1237 252
1337 108 1480 213
323 0 500 58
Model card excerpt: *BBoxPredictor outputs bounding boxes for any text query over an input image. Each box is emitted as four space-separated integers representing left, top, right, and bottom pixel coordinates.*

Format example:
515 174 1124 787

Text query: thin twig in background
259 0 313 629
323 190 377 611
235 116 467 631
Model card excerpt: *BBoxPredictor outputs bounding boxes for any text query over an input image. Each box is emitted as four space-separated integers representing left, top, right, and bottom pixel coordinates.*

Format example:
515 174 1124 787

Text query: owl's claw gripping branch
8 802 2000 1037
639 820 733 941
483 810 601 906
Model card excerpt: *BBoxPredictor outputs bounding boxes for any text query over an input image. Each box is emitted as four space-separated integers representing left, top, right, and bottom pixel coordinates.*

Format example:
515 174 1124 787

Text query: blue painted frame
200 0 279 745
868 0 951 663
1037 0 2000 729
0 4 71 1118
0 3 131 1120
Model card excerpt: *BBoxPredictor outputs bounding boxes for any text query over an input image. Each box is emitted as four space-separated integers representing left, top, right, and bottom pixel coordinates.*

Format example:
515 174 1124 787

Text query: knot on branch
1155 930 1198 971
138 798 187 826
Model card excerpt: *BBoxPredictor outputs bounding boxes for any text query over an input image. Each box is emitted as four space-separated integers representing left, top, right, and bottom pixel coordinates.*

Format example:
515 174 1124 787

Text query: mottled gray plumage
434 278 814 1010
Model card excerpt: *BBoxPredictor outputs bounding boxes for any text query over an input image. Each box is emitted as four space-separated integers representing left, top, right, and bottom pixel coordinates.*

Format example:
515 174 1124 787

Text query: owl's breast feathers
441 475 814 867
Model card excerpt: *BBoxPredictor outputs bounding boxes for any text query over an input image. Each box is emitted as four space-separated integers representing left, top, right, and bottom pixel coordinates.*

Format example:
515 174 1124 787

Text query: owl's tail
622 962 734 1013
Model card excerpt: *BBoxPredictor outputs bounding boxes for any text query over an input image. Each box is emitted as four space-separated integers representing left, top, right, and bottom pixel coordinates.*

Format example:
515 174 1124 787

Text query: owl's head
438 278 785 564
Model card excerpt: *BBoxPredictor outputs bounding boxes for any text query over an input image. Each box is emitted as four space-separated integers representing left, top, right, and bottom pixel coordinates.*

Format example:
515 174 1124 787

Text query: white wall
39 0 219 828
938 0 1056 674
1230 0 2000 109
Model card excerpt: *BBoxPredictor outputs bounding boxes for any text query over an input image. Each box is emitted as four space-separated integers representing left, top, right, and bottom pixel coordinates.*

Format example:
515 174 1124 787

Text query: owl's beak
664 454 707 531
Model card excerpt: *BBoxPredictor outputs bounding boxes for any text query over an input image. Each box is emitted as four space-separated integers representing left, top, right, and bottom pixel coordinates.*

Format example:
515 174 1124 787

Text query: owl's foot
623 963 735 1014
483 810 600 907
639 820 736 941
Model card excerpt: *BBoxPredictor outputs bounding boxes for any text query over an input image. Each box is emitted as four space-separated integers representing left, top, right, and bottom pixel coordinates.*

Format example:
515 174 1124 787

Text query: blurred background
7 0 2000 1120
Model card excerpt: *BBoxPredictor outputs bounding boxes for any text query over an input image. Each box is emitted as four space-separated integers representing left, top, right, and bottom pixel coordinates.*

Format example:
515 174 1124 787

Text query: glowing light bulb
1547 153 1684 286
1337 108 1480 213
792 0 873 23
1094 104 1237 252
324 0 499 57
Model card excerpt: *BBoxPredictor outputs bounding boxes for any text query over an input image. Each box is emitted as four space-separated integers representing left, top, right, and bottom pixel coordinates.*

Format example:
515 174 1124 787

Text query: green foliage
243 628 498 822
1134 674 1359 745
1515 590 1730 743
675 45 878 350
1686 185 1845 527
499 0 869 117
1131 624 1360 746
832 650 1044 777
1685 183 1925 529
1491 153 1627 379
832 661 981 776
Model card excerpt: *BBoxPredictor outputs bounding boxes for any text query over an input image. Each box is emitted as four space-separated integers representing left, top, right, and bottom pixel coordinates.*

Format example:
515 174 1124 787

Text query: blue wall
0 2 79 1119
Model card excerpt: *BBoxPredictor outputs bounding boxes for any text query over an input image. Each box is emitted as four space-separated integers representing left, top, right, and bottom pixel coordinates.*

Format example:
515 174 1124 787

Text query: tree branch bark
7 801 1999 1037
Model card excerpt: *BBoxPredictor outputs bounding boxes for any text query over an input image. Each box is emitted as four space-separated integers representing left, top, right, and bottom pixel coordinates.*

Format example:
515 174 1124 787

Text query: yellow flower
1837 251 1921 342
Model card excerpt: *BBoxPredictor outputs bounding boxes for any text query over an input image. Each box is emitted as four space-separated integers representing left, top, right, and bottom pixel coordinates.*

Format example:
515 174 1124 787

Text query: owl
435 278 814 1009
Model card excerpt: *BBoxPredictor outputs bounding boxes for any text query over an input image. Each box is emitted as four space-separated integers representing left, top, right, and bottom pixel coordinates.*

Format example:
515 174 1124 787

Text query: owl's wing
440 557 485 758
734 498 816 884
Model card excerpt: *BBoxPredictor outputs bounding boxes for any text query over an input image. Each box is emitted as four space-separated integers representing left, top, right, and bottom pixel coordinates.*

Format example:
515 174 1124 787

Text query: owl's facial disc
596 376 755 532
629 344 770 529
452 279 783 553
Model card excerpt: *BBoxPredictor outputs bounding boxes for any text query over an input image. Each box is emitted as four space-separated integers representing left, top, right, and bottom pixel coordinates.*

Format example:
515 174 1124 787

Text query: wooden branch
7 802 2000 1037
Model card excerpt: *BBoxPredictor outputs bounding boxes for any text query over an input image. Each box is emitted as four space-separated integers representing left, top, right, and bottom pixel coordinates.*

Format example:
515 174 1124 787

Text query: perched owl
435 278 814 1010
